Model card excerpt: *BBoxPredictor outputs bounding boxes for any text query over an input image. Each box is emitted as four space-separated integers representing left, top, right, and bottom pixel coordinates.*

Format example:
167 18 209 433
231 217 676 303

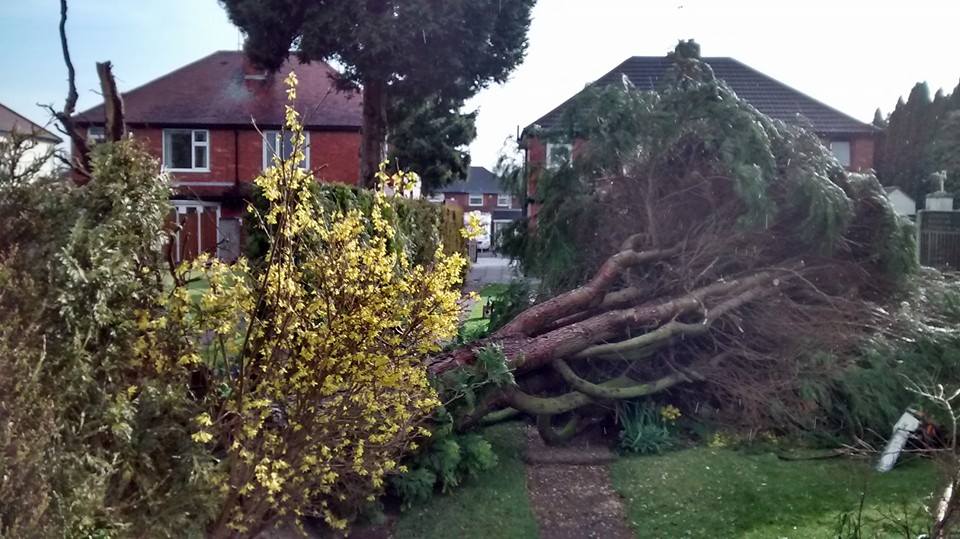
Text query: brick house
431 166 521 249
523 56 879 217
73 51 362 262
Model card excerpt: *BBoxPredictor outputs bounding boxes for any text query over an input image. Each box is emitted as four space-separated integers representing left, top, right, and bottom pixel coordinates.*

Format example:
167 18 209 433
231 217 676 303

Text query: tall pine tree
220 0 535 187
876 79 960 203
872 108 887 128
877 83 933 204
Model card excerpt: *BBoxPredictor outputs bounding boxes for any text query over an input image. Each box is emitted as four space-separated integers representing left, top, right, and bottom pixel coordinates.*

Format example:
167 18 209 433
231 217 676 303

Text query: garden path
523 425 635 539
465 253 516 293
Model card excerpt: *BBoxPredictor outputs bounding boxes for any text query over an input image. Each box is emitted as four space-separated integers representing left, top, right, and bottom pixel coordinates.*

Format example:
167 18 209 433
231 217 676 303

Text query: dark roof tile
435 166 503 194
529 57 875 135
74 51 362 130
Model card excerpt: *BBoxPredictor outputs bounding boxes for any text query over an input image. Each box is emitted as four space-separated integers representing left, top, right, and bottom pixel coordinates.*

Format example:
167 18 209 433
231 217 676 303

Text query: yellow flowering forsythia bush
142 74 465 537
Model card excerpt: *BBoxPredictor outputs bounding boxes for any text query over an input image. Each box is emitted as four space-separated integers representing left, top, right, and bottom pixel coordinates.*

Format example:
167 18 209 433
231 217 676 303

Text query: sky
2 1 959 170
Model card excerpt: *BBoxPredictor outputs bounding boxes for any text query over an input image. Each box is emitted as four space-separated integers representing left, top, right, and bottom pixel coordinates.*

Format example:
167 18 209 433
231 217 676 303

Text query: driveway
465 253 516 292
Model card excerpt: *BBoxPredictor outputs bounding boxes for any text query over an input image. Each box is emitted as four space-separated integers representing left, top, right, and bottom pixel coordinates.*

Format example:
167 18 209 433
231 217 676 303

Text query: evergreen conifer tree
219 0 536 186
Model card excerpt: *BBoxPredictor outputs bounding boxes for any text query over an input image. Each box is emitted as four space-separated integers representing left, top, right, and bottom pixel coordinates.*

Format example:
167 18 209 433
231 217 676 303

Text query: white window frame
545 142 573 170
163 129 210 172
262 130 310 170
496 193 512 207
829 140 851 168
87 126 106 145
468 193 484 207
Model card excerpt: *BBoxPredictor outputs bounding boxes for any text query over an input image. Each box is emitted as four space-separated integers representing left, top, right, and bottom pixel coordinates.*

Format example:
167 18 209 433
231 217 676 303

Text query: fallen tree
430 41 917 441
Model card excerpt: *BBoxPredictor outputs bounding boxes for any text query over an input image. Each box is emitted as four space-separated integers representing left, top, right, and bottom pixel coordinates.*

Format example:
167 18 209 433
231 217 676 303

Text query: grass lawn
393 421 539 539
610 447 939 538
461 283 510 336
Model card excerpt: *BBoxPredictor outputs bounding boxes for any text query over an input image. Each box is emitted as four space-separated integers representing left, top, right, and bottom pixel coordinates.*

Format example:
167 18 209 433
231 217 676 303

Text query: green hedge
245 183 466 267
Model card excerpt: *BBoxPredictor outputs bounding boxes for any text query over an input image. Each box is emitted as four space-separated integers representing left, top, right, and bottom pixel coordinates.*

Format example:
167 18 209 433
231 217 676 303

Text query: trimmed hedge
245 183 466 267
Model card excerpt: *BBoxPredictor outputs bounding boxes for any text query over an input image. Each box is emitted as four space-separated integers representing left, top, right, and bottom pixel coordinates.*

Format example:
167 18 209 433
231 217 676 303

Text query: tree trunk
360 78 388 188
96 61 125 142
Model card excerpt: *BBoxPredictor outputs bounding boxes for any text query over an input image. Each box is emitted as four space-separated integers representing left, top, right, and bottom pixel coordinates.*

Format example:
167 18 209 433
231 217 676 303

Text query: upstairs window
545 142 573 170
468 194 484 206
87 126 106 145
497 193 512 207
830 140 851 168
263 130 309 170
163 129 209 171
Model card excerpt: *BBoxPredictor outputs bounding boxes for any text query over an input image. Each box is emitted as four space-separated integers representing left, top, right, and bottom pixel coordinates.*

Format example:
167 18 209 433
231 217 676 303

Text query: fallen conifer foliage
430 41 917 441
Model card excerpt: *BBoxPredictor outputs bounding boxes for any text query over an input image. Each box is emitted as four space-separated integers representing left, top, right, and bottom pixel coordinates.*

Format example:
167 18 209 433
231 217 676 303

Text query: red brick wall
74 125 361 263
124 127 361 187
850 135 875 172
442 192 521 214
310 131 361 184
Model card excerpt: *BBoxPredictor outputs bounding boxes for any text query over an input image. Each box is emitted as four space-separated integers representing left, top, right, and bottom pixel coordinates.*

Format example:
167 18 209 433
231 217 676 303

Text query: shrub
0 135 219 535
245 178 467 269
389 429 498 508
153 74 466 536
0 74 465 537
615 401 676 455
486 279 535 332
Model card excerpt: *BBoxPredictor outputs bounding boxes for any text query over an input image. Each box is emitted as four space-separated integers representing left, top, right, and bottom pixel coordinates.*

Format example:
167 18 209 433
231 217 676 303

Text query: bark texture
359 78 388 187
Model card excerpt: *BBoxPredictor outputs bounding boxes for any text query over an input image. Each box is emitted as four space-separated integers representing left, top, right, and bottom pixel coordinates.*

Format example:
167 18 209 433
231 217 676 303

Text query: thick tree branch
504 353 727 416
536 413 580 445
574 280 783 359
429 268 788 378
497 246 679 337
574 320 708 359
552 358 708 400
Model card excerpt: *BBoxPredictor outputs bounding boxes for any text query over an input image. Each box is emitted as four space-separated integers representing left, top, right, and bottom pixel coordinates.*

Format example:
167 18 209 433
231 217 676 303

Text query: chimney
242 56 268 81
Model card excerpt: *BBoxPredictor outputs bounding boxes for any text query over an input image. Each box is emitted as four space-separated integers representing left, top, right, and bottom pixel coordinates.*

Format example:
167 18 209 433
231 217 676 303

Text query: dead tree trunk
47 0 126 177
96 61 125 142
47 0 90 176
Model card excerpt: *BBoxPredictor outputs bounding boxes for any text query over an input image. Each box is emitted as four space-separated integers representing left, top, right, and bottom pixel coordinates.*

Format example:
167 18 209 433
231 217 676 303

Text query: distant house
0 103 61 176
523 56 879 217
431 166 521 249
884 186 916 217
72 51 363 262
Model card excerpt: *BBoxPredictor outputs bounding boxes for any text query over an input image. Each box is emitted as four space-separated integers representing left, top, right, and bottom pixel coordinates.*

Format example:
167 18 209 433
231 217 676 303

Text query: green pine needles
505 40 916 294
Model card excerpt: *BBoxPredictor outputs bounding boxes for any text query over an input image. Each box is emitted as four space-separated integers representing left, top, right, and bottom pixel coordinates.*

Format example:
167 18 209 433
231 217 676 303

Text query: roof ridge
527 56 636 129
524 55 876 135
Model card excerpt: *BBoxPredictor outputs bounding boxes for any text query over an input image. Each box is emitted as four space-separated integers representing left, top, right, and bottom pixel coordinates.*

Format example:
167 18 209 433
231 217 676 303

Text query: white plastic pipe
876 410 922 473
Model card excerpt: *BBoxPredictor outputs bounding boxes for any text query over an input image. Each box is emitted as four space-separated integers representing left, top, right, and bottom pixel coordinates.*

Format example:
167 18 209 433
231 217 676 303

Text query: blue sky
0 1 238 130
2 1 960 169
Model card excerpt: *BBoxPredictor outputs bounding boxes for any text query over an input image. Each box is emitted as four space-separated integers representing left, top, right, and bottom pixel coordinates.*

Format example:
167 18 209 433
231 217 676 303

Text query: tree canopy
445 41 917 439
220 0 536 187
875 78 960 203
